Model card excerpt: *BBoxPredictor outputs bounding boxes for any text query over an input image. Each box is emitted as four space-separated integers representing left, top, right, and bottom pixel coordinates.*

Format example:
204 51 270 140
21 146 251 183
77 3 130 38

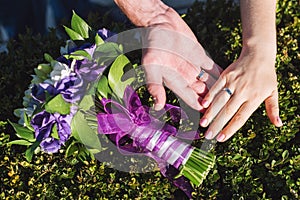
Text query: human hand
199 47 283 142
141 7 222 111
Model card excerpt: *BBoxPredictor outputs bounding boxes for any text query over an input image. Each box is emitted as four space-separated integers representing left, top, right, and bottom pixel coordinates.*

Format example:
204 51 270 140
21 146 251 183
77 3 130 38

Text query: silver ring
223 87 233 96
196 69 206 80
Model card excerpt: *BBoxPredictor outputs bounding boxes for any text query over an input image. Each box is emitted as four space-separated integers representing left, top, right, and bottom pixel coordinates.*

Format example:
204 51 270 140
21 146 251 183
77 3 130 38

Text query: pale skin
114 0 283 142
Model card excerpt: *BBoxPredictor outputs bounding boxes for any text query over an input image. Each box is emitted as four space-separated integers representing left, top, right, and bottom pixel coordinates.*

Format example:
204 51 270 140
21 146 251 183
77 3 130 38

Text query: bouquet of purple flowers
10 12 215 198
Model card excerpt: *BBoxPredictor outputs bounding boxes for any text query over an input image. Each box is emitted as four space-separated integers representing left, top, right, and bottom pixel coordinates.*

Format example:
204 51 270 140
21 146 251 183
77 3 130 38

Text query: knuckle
233 112 245 123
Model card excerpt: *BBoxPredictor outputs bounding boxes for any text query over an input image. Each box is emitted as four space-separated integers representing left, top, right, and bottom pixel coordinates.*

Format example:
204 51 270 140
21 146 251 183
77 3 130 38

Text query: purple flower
31 82 58 102
31 73 85 104
76 59 106 82
97 28 116 41
31 110 72 153
55 75 84 103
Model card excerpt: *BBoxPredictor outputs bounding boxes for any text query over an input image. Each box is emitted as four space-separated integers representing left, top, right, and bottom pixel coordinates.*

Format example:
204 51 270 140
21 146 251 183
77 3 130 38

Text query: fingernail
276 116 283 126
200 118 208 127
154 103 164 111
216 133 226 142
202 100 209 108
205 131 213 140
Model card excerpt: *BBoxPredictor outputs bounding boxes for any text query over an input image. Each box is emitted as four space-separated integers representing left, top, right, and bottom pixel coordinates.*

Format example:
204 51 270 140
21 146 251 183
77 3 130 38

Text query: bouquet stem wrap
96 87 215 198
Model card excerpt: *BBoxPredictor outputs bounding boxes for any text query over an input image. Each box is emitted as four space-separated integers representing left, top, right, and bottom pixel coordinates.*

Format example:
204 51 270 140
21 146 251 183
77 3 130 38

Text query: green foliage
0 0 299 199
63 11 91 40
185 0 242 67
107 54 135 99
71 107 102 154
45 94 72 115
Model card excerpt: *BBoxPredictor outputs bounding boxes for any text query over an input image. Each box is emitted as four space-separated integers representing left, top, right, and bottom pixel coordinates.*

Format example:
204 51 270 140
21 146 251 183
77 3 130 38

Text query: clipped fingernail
200 118 208 127
205 130 213 140
216 133 226 142
276 116 283 127
154 103 164 111
202 100 209 108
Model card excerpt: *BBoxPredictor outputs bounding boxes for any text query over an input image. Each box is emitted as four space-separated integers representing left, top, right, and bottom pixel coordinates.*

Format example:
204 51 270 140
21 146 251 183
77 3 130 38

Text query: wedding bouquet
10 12 215 198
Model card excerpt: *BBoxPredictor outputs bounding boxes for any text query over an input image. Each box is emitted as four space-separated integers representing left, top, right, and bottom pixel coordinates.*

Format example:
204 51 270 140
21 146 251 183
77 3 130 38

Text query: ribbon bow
96 86 200 198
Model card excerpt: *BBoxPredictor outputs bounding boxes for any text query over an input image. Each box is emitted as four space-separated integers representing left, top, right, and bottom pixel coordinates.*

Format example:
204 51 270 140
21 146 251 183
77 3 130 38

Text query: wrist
141 1 170 27
241 37 277 62
115 0 170 27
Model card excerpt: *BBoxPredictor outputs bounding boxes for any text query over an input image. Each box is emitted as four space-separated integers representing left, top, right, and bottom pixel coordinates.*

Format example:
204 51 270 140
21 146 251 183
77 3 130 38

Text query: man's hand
115 0 222 111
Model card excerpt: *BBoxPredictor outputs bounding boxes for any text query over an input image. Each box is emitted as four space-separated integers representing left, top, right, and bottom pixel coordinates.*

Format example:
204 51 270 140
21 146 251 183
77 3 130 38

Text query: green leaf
73 50 92 60
65 141 80 158
71 10 90 39
23 112 34 132
71 105 102 152
108 54 135 98
78 94 94 111
45 94 71 115
7 140 32 146
63 25 84 41
25 148 34 162
37 63 52 74
97 76 112 99
44 53 54 63
94 42 122 65
34 68 47 79
65 49 92 61
8 120 36 142
88 148 101 155
95 34 104 46
282 150 289 160
25 141 40 162
51 124 60 140
271 160 276 168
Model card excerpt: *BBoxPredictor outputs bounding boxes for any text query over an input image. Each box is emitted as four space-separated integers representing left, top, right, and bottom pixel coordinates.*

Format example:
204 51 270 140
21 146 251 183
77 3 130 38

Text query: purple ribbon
96 86 199 198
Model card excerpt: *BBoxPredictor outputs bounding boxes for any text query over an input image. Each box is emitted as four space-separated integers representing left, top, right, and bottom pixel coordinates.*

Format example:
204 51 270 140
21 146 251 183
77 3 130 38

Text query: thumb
265 90 283 127
147 83 166 111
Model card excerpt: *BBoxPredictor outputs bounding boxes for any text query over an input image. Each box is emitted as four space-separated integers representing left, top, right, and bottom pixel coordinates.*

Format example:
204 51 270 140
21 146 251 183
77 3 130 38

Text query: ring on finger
196 69 206 80
222 87 233 96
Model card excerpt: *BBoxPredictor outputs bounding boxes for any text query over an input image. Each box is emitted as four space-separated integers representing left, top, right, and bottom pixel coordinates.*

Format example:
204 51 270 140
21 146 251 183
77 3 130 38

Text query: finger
214 101 261 142
175 58 217 87
199 88 232 127
203 95 243 139
200 59 223 79
147 83 167 111
201 76 227 108
265 90 283 127
164 73 204 111
190 81 207 96
168 84 204 111
205 95 242 139
143 28 222 78
143 64 166 111
195 69 217 89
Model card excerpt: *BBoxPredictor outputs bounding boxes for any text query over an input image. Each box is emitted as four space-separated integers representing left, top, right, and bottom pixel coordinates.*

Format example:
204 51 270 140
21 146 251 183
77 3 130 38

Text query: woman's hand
200 46 283 142
199 0 282 142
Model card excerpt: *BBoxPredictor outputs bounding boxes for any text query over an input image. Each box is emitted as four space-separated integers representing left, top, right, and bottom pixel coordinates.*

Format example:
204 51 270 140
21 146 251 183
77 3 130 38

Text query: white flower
50 60 75 82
